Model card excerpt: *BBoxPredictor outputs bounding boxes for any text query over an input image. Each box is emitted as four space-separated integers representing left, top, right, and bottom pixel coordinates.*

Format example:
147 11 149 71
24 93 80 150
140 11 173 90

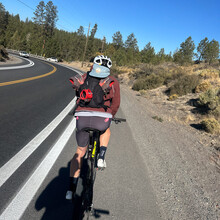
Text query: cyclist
66 55 120 200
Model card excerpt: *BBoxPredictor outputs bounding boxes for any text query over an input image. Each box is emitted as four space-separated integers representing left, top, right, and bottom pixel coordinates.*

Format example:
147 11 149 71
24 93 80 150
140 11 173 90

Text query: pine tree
124 33 138 64
197 37 209 62
157 48 165 62
90 24 97 38
77 26 84 36
0 3 8 46
141 42 155 63
45 1 58 37
33 1 45 26
112 31 123 49
204 39 220 64
87 24 98 59
125 33 138 51
179 36 195 64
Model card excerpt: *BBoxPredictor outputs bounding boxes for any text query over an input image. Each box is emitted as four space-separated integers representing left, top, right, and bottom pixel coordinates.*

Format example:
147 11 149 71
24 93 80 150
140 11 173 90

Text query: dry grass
62 61 92 72
118 63 220 136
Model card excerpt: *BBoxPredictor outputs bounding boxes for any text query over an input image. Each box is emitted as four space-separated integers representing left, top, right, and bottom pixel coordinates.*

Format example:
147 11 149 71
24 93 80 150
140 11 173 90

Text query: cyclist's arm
110 79 120 117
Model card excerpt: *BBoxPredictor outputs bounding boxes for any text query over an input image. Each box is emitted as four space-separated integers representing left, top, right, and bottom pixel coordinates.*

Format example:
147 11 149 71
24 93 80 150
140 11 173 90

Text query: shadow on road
35 161 110 220
35 162 73 220
92 208 110 218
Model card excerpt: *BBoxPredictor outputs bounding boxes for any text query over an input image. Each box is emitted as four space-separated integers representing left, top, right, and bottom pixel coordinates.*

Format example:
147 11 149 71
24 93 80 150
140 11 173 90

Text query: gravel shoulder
120 84 219 220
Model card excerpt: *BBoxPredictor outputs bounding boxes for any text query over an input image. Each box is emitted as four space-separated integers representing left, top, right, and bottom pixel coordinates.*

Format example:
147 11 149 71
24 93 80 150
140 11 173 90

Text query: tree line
0 1 219 65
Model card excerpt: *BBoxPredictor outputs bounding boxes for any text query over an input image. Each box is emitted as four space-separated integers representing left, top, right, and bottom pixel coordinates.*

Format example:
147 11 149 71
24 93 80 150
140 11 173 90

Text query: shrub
139 89 148 96
152 116 163 122
132 73 165 91
199 70 219 80
201 118 220 134
133 64 154 79
168 94 179 101
132 78 147 91
195 81 211 93
198 88 220 110
163 70 186 85
144 74 165 89
168 74 201 96
211 106 220 118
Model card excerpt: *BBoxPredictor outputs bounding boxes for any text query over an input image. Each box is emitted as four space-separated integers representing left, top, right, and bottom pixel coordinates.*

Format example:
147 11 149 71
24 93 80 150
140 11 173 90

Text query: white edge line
0 97 76 188
5 50 83 76
0 117 76 220
0 55 34 70
57 63 83 76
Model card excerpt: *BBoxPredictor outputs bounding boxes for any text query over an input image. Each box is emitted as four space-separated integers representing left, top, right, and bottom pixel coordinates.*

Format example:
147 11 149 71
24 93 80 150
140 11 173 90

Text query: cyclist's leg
100 127 111 146
98 124 111 168
66 146 88 200
66 117 90 199
70 146 88 178
71 116 90 178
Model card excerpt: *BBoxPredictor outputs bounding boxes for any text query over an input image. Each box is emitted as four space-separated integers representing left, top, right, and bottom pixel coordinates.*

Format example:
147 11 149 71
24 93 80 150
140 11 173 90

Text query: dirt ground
0 55 22 65
121 75 220 169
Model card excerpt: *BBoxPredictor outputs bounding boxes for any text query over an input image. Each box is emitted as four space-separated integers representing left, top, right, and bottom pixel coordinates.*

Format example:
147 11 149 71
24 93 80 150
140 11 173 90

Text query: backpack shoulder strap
69 73 87 90
99 77 115 93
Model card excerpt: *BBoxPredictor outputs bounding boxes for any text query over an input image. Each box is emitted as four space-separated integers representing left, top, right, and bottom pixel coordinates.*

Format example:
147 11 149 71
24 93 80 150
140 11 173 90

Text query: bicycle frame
84 130 100 211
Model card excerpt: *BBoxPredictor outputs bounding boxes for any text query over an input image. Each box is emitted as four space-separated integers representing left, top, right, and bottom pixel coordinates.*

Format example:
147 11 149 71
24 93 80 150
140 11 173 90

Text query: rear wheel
72 157 96 219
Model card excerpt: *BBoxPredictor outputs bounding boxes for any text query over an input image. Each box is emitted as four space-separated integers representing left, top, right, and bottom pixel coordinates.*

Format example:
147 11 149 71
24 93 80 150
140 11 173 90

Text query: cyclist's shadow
35 162 73 220
35 161 110 220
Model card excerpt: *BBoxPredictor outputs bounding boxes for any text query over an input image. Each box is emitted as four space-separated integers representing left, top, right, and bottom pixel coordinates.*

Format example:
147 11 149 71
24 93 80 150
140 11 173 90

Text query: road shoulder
120 84 220 219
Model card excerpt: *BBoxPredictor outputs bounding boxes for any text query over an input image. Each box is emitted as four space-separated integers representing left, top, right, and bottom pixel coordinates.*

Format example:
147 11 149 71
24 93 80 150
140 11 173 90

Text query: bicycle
72 117 126 220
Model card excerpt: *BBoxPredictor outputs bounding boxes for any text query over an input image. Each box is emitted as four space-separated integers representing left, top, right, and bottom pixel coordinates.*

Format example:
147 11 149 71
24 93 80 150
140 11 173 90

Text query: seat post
89 131 94 145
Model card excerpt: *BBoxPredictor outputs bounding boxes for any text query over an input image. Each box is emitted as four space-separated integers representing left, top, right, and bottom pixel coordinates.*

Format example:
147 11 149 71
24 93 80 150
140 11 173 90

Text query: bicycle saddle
82 127 101 133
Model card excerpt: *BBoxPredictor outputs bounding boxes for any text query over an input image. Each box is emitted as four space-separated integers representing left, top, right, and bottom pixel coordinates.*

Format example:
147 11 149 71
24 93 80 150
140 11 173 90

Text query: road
0 55 162 220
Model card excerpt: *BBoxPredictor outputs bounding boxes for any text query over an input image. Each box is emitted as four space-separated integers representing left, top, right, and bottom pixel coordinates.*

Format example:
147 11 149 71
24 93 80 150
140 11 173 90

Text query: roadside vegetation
0 45 8 61
124 61 220 134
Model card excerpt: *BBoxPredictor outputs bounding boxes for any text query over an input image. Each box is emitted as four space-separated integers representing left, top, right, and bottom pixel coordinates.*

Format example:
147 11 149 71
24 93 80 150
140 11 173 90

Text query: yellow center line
0 62 57 87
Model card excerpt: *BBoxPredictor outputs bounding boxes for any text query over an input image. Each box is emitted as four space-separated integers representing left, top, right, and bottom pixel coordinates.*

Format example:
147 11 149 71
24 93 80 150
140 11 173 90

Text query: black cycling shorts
76 116 112 147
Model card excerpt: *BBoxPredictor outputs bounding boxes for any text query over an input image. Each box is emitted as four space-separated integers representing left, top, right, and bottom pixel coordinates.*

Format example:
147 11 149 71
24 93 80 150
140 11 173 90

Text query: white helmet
93 55 112 69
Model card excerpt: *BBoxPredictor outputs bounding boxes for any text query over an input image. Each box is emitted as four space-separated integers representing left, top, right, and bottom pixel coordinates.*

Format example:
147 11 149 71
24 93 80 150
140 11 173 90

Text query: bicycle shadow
35 161 110 220
35 162 73 220
73 158 110 219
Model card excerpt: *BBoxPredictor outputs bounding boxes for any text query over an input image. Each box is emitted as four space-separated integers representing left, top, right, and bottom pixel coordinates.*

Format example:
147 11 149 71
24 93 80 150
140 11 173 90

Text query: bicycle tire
72 160 96 219
72 131 100 219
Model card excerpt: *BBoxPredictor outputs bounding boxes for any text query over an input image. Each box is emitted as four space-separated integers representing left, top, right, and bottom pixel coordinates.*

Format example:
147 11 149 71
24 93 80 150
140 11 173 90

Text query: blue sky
1 0 220 54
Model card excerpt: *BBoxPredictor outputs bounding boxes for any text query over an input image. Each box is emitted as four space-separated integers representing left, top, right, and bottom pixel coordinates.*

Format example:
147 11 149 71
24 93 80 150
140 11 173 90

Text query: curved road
0 56 75 166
